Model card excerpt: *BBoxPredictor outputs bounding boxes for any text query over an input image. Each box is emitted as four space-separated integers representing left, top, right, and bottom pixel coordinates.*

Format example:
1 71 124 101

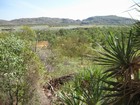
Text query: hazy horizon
0 15 137 21
0 0 139 20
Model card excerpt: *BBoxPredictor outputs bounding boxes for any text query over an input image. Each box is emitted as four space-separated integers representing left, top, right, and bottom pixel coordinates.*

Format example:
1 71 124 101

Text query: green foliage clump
59 66 106 105
0 35 44 105
35 29 58 45
20 26 37 41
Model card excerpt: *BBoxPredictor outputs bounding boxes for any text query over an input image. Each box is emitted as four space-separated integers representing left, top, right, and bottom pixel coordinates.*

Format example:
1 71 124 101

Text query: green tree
0 35 43 105
20 26 36 41
19 26 37 51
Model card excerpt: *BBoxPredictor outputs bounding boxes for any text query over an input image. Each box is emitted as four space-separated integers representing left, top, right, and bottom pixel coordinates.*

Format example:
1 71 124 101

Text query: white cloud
39 0 138 20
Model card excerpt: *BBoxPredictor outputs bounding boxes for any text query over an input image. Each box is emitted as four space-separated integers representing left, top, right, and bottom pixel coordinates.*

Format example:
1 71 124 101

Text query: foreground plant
58 67 106 105
0 35 43 105
95 28 140 105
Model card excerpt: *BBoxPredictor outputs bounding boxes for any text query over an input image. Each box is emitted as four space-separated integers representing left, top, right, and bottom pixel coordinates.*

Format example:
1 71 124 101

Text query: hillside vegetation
0 15 136 26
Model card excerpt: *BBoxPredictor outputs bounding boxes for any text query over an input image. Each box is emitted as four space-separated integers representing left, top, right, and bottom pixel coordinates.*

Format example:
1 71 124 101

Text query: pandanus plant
95 27 140 105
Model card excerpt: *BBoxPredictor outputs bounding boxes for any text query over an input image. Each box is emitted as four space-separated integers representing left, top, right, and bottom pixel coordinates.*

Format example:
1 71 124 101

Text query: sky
0 0 139 20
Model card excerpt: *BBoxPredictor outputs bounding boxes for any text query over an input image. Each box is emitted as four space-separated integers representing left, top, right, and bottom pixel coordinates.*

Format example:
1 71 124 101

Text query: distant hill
10 17 81 26
0 15 137 26
0 20 11 25
82 15 136 25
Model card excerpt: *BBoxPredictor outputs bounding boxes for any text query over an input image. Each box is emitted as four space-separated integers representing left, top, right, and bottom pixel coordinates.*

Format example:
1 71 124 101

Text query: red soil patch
36 41 49 48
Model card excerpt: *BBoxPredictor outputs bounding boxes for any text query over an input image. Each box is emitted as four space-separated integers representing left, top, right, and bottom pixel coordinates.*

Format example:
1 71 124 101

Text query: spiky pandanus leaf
102 80 140 105
131 2 140 48
133 22 140 50
95 29 140 104
95 30 139 81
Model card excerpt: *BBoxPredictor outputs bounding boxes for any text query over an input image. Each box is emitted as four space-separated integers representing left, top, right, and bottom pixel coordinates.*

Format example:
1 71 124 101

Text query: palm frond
95 28 140 104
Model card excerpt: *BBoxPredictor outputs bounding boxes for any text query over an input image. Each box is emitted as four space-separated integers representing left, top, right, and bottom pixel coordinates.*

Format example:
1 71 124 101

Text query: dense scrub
0 32 45 104
1 25 138 105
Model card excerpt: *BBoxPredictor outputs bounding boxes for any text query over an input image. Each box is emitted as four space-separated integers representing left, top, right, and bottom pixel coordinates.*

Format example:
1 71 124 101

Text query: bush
58 66 106 105
0 35 44 105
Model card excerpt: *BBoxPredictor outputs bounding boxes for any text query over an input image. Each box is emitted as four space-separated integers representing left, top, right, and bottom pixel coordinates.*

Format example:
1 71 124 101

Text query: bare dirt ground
37 85 51 105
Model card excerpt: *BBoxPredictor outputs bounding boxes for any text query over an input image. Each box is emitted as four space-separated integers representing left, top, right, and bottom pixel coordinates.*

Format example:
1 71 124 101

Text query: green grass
47 57 94 79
